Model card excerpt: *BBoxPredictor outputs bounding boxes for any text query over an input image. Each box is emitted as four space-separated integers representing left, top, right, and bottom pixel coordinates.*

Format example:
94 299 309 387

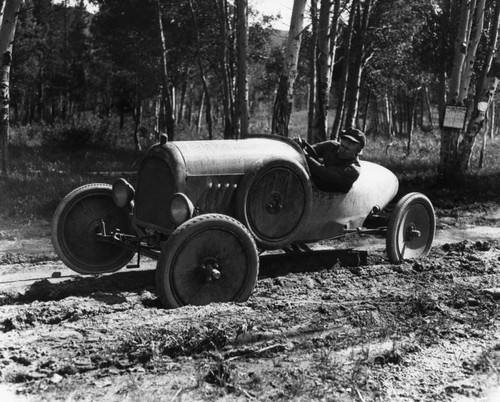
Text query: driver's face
338 138 361 160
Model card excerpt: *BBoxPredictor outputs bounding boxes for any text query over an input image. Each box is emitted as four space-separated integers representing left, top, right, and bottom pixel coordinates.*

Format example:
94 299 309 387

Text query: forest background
1 0 500 222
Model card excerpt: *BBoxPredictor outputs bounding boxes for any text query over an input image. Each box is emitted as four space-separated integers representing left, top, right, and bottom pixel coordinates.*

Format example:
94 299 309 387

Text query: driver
299 128 366 193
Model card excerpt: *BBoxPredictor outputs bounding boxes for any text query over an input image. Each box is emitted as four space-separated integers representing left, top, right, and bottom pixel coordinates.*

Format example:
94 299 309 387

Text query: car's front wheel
156 214 259 309
52 183 135 274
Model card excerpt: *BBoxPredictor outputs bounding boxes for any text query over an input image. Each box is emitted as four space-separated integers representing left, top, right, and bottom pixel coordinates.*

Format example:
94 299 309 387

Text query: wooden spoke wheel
386 192 436 263
51 183 134 274
236 158 312 249
156 214 259 309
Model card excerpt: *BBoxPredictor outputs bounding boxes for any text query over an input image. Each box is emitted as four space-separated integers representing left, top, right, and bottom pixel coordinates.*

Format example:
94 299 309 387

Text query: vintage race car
52 134 436 308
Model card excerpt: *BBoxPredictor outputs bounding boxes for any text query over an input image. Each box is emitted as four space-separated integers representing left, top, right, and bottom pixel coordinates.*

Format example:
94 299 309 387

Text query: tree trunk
384 93 393 136
423 85 434 131
362 90 370 133
187 0 213 140
157 0 175 140
490 98 497 139
236 0 248 138
0 0 21 176
437 0 450 128
216 0 235 139
311 0 337 143
397 100 404 136
307 0 317 142
449 0 474 104
458 0 486 104
154 86 161 141
439 0 474 178
178 65 188 122
437 69 447 127
197 91 205 135
407 90 419 155
455 0 500 176
478 115 489 169
457 62 500 174
344 0 374 130
331 0 355 140
391 99 397 135
271 0 307 137
133 92 142 152
473 0 500 107
344 51 363 129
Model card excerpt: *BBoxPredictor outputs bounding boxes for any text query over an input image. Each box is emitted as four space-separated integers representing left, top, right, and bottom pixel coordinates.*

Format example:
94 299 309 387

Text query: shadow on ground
1 248 381 306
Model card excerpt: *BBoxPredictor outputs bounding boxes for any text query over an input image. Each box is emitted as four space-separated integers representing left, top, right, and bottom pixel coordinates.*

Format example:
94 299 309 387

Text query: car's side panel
176 138 309 230
185 174 240 216
135 137 307 234
295 161 399 242
172 138 305 176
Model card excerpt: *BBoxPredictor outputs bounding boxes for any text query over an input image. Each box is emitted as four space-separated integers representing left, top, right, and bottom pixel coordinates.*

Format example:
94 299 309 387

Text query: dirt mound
0 215 499 400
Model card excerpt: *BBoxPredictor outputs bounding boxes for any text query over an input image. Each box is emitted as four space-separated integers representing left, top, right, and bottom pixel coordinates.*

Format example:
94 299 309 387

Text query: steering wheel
300 139 320 161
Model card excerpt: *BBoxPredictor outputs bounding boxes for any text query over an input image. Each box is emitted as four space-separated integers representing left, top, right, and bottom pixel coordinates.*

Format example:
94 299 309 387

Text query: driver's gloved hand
293 137 305 147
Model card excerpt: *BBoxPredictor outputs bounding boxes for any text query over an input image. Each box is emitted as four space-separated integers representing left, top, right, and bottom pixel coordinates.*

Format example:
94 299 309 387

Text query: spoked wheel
236 158 312 249
386 192 436 263
52 183 135 274
156 214 259 309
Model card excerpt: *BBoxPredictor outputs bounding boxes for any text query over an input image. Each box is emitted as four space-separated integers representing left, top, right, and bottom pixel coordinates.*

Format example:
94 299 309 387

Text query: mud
0 206 499 401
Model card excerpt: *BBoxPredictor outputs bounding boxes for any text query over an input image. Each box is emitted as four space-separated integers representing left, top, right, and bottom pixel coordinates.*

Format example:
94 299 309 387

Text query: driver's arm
310 141 331 158
307 157 360 188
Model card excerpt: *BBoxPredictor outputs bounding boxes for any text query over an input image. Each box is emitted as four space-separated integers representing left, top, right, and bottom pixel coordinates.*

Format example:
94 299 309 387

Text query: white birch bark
456 0 500 174
0 0 22 175
236 0 248 138
448 0 473 104
458 0 486 104
271 0 307 136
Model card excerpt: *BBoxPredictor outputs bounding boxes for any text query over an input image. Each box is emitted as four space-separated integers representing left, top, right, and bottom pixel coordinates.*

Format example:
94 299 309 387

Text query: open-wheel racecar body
52 134 436 308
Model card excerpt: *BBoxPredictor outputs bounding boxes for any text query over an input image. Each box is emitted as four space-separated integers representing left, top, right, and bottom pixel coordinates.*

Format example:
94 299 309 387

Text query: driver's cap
340 128 366 148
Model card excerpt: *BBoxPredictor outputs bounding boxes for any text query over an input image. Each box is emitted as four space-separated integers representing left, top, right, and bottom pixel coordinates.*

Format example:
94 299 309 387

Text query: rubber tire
235 158 312 249
52 183 135 274
386 192 436 263
156 214 259 309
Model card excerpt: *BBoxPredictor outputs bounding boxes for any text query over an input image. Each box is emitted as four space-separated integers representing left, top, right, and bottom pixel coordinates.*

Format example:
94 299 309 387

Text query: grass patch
3 114 500 222
2 121 141 222
115 323 231 364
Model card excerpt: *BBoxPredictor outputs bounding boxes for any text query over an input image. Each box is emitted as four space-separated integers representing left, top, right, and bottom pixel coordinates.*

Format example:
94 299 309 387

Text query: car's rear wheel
386 192 435 263
52 183 135 274
156 214 259 309
236 158 312 249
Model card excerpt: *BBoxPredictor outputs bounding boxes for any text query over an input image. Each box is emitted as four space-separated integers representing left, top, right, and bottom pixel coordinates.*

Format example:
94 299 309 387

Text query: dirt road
0 208 499 401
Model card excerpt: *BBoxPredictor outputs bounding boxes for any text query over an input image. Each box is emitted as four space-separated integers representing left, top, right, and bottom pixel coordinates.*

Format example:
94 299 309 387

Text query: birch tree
156 0 175 141
440 0 475 174
331 0 356 139
271 0 307 137
307 0 317 142
456 0 500 173
216 0 235 139
311 0 334 143
439 0 499 179
344 0 375 130
188 0 213 139
0 0 22 176
236 0 248 138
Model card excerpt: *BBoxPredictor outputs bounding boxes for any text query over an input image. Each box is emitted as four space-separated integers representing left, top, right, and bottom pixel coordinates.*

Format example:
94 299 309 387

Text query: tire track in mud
0 234 499 400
